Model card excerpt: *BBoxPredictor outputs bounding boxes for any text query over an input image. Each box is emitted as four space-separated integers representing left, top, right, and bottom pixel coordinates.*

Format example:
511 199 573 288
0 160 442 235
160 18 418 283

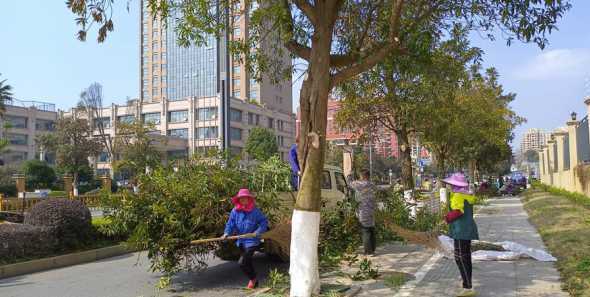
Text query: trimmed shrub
0 224 58 262
25 199 92 249
0 184 17 197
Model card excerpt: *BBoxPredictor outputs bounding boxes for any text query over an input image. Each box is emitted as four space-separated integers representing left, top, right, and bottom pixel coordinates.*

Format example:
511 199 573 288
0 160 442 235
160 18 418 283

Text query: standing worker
289 137 300 191
443 172 479 297
351 169 377 255
222 188 269 289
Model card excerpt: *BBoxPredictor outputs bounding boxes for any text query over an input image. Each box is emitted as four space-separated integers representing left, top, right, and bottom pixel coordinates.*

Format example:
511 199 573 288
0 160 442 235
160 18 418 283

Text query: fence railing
0 194 102 212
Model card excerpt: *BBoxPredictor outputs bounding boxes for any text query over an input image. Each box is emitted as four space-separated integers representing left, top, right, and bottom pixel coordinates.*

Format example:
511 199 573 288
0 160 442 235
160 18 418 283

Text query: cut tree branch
281 0 312 61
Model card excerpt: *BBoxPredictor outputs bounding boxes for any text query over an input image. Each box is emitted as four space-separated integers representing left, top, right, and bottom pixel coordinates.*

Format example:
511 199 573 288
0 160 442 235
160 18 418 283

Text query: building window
8 151 28 163
230 127 242 141
233 65 241 75
98 152 110 163
36 119 55 131
143 91 150 101
230 146 242 157
249 77 257 86
152 87 159 96
233 90 241 98
233 78 240 88
277 135 284 147
248 113 256 125
233 27 241 37
96 168 111 177
230 108 242 122
196 126 218 139
167 128 188 139
143 34 148 43
117 115 135 124
153 41 159 51
153 30 159 39
152 65 159 73
249 89 258 100
93 117 111 129
255 114 260 126
153 76 160 86
143 45 149 53
153 53 159 62
162 52 167 61
5 116 27 129
196 107 218 121
268 118 274 129
7 133 28 145
167 149 188 160
142 112 161 125
278 120 284 131
168 110 188 123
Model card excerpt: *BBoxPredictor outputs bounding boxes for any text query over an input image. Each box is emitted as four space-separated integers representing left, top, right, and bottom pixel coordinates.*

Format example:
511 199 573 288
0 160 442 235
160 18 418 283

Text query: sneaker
456 288 477 297
246 279 258 289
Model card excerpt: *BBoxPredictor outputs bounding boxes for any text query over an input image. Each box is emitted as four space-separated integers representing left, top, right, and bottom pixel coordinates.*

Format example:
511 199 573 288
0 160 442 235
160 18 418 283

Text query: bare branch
291 0 316 25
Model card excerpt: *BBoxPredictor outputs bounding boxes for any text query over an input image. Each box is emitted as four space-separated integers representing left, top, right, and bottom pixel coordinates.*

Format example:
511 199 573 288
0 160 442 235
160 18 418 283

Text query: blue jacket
289 144 300 190
224 207 268 248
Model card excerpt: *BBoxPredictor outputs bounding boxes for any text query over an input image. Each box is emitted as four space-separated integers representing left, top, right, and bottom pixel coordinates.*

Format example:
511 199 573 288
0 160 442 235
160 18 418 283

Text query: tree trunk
290 26 332 297
397 128 414 190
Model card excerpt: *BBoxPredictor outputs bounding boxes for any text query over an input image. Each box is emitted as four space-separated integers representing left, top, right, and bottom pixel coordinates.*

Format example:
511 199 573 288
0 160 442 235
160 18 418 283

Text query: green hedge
531 181 590 209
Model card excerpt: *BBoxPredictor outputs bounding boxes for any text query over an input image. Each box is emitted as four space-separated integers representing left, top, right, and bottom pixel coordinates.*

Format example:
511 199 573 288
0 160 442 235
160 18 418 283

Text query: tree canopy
245 127 279 161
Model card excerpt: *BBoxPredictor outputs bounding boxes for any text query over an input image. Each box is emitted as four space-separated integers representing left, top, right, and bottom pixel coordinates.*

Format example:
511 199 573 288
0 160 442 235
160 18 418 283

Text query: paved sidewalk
392 197 568 297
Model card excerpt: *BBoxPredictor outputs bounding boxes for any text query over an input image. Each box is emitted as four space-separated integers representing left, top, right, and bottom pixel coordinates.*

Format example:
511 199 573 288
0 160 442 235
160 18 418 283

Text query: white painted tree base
289 209 321 297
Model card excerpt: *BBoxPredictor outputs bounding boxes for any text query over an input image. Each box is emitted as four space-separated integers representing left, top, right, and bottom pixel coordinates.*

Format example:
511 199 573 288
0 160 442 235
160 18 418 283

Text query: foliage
35 117 102 185
532 182 590 210
523 189 590 296
383 272 412 290
0 224 57 264
245 127 279 161
266 268 289 294
318 199 361 268
99 154 290 279
25 199 93 249
0 73 13 114
22 159 57 189
113 121 163 182
351 258 380 281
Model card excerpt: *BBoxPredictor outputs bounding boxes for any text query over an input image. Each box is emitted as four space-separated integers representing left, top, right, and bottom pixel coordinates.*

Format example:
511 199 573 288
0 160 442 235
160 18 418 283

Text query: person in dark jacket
443 173 479 297
222 188 268 289
288 139 300 191
350 169 377 255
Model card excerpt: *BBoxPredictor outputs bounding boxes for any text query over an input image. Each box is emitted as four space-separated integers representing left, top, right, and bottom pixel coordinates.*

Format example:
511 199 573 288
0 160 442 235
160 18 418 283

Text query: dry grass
523 190 590 297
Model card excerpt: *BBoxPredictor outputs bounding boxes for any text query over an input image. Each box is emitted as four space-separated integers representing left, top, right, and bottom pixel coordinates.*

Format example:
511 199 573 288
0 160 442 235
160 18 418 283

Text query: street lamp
571 111 577 121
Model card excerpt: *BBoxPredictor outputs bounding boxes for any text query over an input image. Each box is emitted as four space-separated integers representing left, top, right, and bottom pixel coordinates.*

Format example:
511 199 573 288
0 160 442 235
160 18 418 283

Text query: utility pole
217 0 231 152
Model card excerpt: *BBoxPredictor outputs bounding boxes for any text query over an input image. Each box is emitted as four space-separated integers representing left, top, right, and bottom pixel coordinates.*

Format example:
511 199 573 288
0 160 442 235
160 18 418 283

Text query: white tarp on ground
438 235 557 262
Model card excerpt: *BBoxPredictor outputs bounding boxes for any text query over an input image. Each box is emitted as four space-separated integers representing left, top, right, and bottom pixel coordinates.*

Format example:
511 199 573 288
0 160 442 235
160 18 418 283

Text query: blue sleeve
224 210 236 235
254 209 269 237
288 145 300 173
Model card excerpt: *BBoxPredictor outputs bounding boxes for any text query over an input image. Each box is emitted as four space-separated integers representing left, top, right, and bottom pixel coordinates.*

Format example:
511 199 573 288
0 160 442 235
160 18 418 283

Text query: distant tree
245 127 278 161
35 117 102 188
77 83 114 169
113 121 163 182
22 159 57 189
0 73 13 115
524 149 539 163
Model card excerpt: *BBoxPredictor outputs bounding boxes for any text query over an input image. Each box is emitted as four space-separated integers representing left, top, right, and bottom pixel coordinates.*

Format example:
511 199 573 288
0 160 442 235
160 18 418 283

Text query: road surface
0 251 287 297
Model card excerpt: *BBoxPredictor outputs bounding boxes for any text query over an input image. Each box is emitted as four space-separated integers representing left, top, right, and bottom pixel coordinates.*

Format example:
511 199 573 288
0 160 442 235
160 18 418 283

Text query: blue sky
1 1 589 150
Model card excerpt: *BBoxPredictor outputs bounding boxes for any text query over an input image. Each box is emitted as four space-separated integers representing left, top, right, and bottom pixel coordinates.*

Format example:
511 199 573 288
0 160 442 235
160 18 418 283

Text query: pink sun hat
442 172 469 187
231 188 256 204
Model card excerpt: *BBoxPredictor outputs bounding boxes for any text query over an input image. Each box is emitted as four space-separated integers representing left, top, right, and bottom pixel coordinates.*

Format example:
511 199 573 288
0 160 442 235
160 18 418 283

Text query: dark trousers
239 245 259 280
361 226 376 255
454 239 473 289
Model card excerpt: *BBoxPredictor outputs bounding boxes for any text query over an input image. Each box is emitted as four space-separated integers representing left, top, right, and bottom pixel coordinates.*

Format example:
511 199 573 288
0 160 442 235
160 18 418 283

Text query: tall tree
67 1 571 294
22 159 57 189
77 82 115 169
36 117 102 189
245 127 279 161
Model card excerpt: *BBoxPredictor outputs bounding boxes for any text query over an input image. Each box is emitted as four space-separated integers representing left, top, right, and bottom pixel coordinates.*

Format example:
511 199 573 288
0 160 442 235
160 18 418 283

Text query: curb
0 244 134 279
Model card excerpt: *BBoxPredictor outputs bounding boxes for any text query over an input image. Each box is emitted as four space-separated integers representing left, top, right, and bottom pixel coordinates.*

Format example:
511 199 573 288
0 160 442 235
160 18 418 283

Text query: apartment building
64 96 295 176
520 128 548 153
0 99 57 166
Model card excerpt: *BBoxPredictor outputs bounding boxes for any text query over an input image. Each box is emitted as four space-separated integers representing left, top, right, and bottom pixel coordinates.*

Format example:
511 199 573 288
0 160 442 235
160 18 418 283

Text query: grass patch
523 188 590 296
48 191 67 197
383 271 414 290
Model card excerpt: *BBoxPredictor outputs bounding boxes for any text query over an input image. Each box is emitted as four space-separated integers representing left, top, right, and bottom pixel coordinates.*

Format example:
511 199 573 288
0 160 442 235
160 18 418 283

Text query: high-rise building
140 0 292 114
520 128 548 153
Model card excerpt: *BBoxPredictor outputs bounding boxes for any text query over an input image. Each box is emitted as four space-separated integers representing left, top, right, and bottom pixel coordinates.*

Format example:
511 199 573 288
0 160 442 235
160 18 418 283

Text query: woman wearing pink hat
443 173 479 297
221 188 268 289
